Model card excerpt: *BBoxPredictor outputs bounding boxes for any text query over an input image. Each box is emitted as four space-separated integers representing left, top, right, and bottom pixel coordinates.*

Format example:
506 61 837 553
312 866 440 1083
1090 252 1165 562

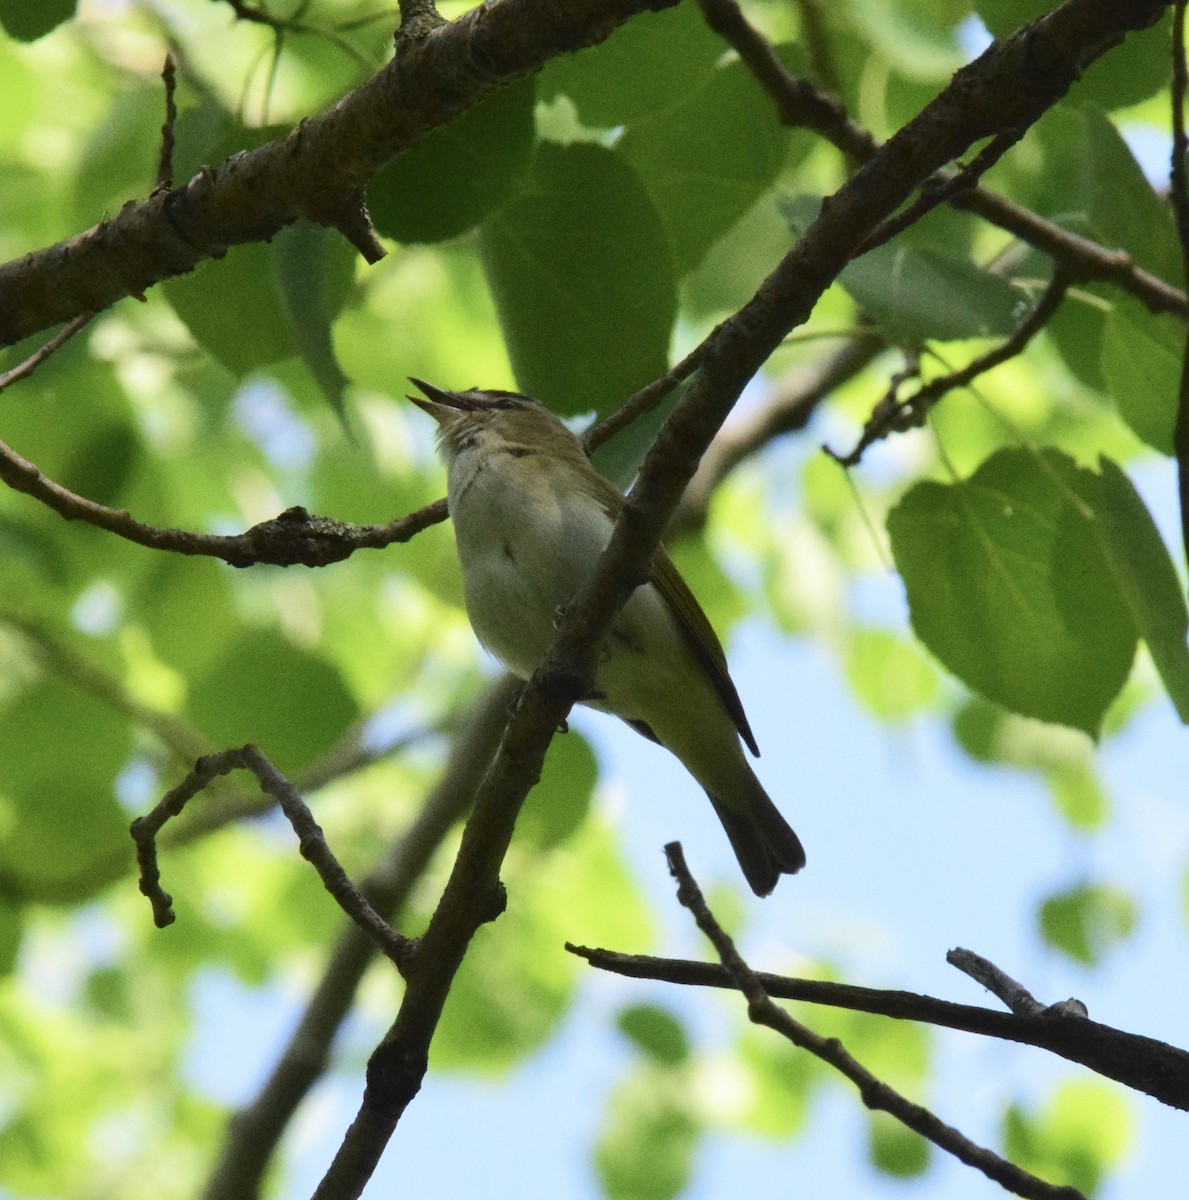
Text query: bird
407 378 805 895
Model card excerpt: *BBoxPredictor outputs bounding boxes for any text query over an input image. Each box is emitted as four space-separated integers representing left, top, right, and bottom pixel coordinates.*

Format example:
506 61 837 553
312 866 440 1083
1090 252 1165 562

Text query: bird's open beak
406 378 476 423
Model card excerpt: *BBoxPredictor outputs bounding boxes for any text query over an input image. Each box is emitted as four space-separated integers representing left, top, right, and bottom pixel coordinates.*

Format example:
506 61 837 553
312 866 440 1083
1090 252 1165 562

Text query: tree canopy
0 1 1185 1198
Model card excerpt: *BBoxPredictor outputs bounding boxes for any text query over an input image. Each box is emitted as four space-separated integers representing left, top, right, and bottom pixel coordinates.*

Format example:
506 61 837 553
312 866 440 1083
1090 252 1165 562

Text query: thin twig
131 745 414 971
946 948 1088 1020
156 54 178 190
0 431 448 565
827 270 1070 466
663 843 1087 1200
0 314 93 394
199 678 517 1200
856 126 1031 257
674 334 885 533
697 0 1186 316
583 344 705 454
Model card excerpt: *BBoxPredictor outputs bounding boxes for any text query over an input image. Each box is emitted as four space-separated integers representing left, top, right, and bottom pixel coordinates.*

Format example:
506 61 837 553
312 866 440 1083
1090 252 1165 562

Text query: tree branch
827 269 1072 466
697 0 1186 316
568 943 1189 1111
131 745 414 970
1171 0 1189 568
660 843 1086 1200
201 677 520 1200
0 0 676 347
307 5 1173 1195
0 424 448 566
672 334 885 533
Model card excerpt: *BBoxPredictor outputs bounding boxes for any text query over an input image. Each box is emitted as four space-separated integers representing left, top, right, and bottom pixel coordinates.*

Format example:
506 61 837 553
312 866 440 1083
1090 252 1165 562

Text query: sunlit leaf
619 52 803 273
1100 297 1180 456
1039 882 1137 964
596 1067 699 1200
868 1110 929 1177
888 448 1136 734
845 627 939 721
1004 1079 1134 1195
1089 457 1189 720
616 1004 690 1066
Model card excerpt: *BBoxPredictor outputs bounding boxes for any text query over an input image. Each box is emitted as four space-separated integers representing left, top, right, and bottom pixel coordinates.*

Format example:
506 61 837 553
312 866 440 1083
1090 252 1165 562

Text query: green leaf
59 422 140 508
539 3 723 127
734 1028 816 1138
780 195 1021 343
164 241 299 375
1089 457 1189 720
1004 1080 1134 1195
479 142 677 417
1100 297 1180 455
271 221 355 420
888 448 1136 734
0 0 75 41
590 376 689 489
845 627 939 721
868 1110 929 1178
952 699 1107 830
595 1067 699 1200
619 53 800 273
368 78 536 244
1047 761 1108 831
1073 11 1173 110
1039 882 1137 964
616 1004 690 1066
187 628 359 774
0 679 131 901
517 729 597 851
1009 103 1180 282
162 123 357 381
72 82 161 228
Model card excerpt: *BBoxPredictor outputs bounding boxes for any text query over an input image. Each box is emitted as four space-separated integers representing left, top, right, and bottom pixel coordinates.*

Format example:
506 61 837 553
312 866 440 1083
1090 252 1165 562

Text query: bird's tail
707 777 805 897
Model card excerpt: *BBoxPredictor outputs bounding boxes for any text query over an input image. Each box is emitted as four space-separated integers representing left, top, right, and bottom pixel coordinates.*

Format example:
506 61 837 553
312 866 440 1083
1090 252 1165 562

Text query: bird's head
406 378 581 461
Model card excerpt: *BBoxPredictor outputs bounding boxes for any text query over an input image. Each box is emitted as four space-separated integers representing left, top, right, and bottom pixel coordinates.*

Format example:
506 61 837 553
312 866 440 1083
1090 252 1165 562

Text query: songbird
407 378 805 895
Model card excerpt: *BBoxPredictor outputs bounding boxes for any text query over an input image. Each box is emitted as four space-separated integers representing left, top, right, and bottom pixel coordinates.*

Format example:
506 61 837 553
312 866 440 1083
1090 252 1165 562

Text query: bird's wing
580 467 760 757
650 546 760 757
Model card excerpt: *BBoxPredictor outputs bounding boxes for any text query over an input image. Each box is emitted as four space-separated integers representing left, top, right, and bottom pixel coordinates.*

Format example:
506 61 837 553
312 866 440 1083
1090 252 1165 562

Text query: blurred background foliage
0 0 1182 1197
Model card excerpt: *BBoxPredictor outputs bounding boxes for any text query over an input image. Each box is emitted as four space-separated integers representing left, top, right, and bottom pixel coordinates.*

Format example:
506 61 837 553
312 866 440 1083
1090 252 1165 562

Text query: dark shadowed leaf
479 142 676 417
0 0 75 41
187 628 359 774
781 195 1021 343
368 78 536 244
